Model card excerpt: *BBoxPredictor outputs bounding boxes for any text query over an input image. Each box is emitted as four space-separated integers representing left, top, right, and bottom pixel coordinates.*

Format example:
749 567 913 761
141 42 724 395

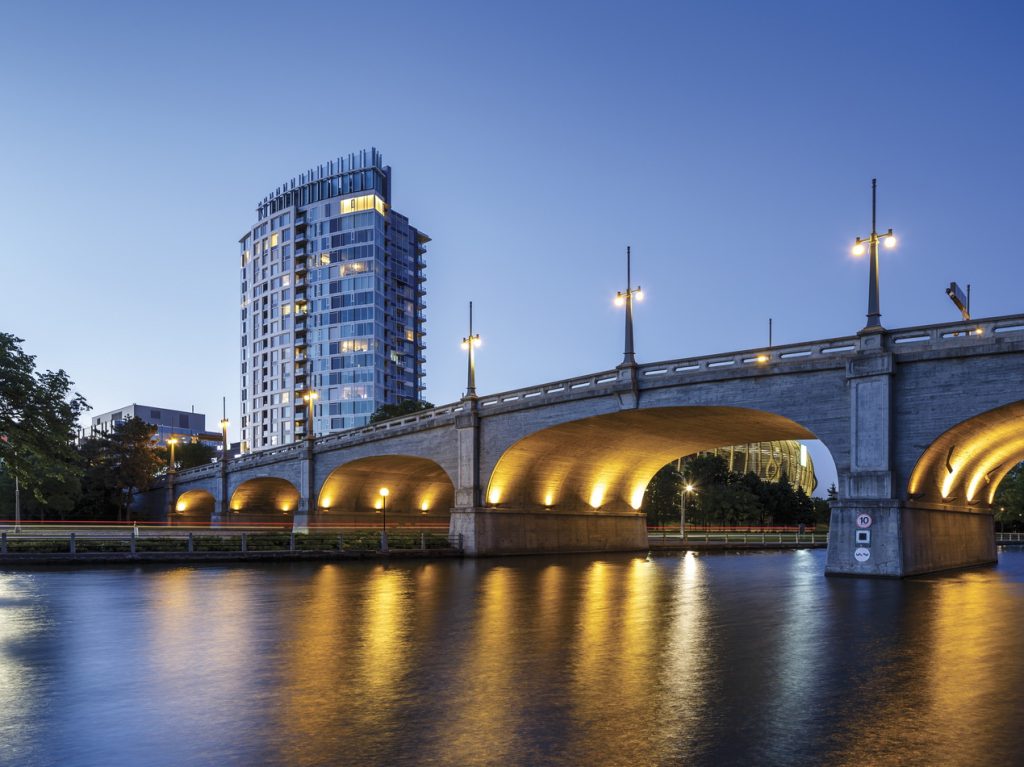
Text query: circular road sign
856 513 873 529
854 547 871 563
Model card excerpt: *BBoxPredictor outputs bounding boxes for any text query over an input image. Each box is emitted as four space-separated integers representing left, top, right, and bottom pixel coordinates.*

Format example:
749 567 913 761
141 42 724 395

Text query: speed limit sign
856 513 873 529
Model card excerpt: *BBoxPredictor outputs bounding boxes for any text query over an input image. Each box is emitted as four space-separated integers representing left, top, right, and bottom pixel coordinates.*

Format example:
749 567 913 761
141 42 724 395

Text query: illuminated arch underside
318 455 454 514
230 477 300 514
908 401 1024 507
486 406 816 514
174 489 214 520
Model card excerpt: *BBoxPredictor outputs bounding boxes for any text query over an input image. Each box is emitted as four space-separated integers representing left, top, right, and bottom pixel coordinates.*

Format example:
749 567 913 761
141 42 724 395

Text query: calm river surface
3 549 1024 767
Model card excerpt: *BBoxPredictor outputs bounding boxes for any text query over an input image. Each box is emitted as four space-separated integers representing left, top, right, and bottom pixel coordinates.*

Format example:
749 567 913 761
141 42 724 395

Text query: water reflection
3 551 1024 766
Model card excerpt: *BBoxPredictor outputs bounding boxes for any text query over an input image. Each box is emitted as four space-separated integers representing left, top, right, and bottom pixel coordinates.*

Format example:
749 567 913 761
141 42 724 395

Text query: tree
642 463 681 527
369 399 435 424
158 440 217 471
700 483 762 526
994 461 1024 532
0 332 88 509
826 483 839 502
76 417 163 521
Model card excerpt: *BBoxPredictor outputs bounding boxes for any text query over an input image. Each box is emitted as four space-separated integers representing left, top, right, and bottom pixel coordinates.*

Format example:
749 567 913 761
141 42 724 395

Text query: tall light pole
166 436 179 525
681 483 694 540
167 436 179 475
219 418 230 459
461 301 481 398
614 246 644 367
852 179 897 333
301 389 319 442
219 395 230 462
379 487 389 552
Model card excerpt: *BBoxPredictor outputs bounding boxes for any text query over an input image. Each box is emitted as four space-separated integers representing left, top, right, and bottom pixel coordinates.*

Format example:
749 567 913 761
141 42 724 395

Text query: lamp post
379 487 389 552
851 179 897 333
681 484 694 540
166 436 179 526
219 418 230 460
461 301 481 398
167 437 179 475
301 389 319 442
614 246 644 367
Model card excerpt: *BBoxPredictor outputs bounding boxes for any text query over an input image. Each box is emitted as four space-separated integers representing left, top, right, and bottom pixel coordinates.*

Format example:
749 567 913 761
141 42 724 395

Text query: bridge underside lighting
317 455 455 515
173 490 215 517
228 478 300 518
484 406 816 515
908 401 1024 507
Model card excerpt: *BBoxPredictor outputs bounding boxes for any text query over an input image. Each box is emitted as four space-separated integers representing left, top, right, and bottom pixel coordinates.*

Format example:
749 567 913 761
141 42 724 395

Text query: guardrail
650 532 828 545
996 533 1024 544
0 529 462 557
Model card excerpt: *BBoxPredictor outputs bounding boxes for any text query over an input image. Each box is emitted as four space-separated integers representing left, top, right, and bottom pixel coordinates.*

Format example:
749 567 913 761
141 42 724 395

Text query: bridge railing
169 313 1024 479
888 314 1024 351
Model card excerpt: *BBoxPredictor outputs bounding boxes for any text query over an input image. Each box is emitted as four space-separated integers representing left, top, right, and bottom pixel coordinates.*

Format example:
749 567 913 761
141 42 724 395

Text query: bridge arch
317 455 455 523
484 406 830 514
228 477 299 527
907 401 1024 508
172 490 214 526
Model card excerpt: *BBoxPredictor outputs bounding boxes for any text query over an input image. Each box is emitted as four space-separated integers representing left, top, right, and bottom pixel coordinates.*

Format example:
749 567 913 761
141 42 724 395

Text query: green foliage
642 463 681 525
369 399 435 424
994 461 1024 531
670 453 825 528
0 332 88 510
156 440 217 471
76 417 163 521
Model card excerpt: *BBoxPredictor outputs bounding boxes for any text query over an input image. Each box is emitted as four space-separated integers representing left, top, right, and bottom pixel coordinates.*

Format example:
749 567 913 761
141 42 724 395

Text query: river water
2 549 1023 767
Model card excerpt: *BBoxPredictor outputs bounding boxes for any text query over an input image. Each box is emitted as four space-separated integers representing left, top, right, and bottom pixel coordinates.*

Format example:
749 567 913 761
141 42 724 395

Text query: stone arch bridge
137 313 1024 577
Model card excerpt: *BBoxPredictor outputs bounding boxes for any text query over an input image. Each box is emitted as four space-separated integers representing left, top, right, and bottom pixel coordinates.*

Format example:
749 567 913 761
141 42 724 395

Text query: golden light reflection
488 487 502 505
543 491 555 507
441 566 523 764
589 482 607 509
629 484 646 510
828 569 1018 766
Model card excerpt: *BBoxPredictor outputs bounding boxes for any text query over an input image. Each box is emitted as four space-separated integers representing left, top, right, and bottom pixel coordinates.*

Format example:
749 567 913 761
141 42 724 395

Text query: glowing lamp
614 293 625 307
852 242 866 256
883 235 897 249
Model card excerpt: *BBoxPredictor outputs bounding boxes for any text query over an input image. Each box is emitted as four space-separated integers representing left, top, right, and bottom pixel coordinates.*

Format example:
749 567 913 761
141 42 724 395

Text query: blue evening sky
2 1 1023 492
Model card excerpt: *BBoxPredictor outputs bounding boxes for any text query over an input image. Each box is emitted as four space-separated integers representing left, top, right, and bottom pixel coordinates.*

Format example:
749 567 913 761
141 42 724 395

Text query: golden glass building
696 440 817 494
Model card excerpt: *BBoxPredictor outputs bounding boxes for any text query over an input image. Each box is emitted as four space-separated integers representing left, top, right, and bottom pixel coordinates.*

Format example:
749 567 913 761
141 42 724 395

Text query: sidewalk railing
0 529 462 556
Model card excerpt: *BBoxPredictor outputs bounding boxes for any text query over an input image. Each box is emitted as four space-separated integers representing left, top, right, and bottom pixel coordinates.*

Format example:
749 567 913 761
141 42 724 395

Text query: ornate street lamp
461 301 481 398
851 179 897 332
614 246 644 367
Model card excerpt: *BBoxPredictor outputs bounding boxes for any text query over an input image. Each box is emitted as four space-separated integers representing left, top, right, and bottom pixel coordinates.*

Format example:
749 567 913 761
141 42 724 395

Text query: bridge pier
449 507 648 556
825 502 996 577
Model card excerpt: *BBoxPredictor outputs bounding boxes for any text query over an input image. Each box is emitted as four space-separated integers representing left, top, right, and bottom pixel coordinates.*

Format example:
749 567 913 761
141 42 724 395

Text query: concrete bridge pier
450 507 648 556
826 502 996 577
291 447 315 534
825 336 997 576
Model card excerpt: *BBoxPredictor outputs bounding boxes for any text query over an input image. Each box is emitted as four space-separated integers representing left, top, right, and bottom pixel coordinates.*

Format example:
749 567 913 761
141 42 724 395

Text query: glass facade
240 148 428 452
694 440 817 494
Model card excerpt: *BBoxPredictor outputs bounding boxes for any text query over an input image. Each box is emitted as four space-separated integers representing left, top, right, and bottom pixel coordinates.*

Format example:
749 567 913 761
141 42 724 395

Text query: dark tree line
642 453 830 529
1 331 217 521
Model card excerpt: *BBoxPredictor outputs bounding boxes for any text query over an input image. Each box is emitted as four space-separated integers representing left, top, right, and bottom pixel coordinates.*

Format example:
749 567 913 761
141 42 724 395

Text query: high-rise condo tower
239 148 428 452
